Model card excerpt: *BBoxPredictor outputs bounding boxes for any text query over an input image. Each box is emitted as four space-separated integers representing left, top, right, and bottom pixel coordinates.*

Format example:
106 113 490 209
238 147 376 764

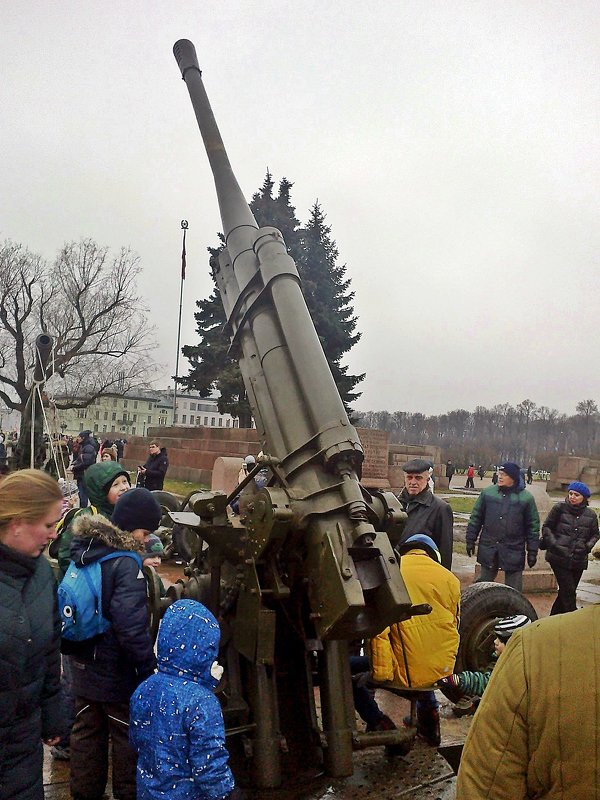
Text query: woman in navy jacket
0 470 64 800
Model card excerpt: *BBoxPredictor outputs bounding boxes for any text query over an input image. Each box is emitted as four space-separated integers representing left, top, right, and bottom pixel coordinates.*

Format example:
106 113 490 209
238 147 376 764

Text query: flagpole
173 219 188 424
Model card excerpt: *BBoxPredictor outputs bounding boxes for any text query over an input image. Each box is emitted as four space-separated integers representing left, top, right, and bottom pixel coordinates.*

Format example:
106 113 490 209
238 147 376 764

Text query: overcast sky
2 2 599 415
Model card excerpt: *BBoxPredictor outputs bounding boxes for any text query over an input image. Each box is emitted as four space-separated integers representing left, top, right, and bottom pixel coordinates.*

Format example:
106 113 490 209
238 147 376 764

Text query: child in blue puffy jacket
130 600 237 800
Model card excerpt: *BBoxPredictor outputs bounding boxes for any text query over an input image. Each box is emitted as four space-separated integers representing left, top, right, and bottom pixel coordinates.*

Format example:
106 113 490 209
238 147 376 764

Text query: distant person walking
115 438 126 461
526 465 533 485
540 481 599 615
465 464 475 489
445 460 455 488
466 462 540 592
138 440 169 491
477 465 485 481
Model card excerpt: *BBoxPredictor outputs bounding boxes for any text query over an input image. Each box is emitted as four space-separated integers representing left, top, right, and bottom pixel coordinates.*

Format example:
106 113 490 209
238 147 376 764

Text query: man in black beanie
466 461 540 592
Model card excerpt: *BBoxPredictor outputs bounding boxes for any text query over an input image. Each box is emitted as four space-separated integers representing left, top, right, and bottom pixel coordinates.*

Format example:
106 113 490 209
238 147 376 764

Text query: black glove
466 544 474 557
527 552 537 568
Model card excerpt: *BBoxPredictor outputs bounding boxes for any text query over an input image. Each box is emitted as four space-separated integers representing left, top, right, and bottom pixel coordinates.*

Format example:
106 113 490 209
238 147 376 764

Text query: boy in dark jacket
130 600 236 800
65 510 157 800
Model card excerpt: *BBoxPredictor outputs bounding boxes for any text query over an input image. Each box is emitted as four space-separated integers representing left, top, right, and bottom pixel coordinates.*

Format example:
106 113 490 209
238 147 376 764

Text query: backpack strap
56 504 99 535
99 551 143 569
86 551 144 623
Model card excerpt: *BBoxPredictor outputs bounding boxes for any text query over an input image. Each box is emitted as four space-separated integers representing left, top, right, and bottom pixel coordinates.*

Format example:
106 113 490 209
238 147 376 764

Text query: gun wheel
456 582 537 671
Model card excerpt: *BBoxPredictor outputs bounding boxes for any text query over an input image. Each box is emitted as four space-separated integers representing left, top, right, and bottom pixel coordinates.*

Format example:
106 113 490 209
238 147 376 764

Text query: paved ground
43 479 600 799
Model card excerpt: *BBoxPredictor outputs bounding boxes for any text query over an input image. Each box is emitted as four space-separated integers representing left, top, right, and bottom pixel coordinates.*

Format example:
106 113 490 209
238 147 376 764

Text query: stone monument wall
547 455 600 494
124 425 442 494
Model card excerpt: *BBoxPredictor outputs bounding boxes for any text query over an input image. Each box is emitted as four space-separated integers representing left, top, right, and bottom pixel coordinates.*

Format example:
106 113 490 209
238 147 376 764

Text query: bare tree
574 399 599 455
0 239 157 415
355 397 600 470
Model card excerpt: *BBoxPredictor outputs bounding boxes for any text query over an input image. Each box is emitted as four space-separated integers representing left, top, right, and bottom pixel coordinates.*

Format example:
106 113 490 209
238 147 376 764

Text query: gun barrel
173 42 411 642
173 39 257 243
33 333 53 383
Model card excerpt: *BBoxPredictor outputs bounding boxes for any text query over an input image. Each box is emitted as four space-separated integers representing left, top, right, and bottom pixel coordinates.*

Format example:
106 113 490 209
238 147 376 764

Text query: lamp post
173 220 188 425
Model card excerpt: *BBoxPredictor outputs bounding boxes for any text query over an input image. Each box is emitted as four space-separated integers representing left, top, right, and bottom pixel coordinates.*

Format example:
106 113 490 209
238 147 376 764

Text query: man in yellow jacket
457 604 600 798
351 534 460 746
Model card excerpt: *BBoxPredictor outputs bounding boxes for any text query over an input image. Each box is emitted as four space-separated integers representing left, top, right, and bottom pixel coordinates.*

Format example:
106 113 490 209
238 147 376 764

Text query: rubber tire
151 490 181 520
456 582 537 671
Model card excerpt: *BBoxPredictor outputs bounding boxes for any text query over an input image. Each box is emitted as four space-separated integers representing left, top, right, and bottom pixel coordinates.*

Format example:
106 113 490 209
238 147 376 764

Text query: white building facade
48 389 240 438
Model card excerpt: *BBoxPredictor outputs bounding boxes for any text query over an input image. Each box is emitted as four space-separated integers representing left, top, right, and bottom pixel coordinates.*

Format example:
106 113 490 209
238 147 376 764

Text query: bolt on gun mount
172 39 417 784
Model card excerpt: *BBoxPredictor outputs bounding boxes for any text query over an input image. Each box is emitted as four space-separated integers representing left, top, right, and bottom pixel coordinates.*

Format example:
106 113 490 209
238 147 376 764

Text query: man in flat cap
465 461 540 592
397 458 454 569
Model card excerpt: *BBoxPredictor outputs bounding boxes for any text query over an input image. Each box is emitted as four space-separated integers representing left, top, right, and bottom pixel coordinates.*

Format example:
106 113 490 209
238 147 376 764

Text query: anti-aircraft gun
162 39 537 787
166 39 416 785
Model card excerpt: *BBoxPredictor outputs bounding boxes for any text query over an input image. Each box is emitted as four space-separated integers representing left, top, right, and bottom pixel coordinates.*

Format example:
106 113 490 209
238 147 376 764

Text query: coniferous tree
180 288 252 426
181 173 364 422
299 203 364 407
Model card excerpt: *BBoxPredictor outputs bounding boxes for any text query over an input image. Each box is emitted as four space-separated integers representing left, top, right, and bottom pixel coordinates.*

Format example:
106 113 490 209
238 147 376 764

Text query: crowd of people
0 449 598 799
0 458 235 800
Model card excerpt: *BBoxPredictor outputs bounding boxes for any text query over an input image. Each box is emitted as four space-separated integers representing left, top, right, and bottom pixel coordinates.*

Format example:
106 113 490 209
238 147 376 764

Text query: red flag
181 236 186 280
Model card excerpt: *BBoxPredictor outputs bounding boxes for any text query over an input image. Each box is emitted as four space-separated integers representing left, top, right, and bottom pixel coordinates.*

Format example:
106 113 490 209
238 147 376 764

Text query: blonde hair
0 469 62 533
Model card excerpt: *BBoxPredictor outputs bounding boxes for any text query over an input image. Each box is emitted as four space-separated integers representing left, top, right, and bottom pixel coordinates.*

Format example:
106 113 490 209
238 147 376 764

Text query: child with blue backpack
60 488 161 800
130 600 238 800
51 459 134 762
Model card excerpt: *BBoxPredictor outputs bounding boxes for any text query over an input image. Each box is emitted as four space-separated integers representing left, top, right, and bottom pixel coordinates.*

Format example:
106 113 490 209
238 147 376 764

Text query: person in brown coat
457 606 600 799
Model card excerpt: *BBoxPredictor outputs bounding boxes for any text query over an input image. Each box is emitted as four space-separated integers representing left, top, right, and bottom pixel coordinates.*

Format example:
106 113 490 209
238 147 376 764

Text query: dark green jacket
466 481 540 572
57 461 130 576
0 542 63 799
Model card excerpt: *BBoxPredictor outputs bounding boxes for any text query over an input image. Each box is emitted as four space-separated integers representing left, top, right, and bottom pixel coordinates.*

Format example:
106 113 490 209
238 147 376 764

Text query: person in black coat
540 480 599 615
0 470 65 800
138 439 169 491
65 511 156 800
70 430 97 507
397 458 454 569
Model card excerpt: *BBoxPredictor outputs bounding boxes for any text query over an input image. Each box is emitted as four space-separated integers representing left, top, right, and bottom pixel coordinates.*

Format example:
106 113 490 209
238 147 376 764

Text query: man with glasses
397 458 454 569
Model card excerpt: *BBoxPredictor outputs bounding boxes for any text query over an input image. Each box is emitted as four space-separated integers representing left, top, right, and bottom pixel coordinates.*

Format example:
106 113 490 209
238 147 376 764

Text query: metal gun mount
16 333 54 470
166 39 420 786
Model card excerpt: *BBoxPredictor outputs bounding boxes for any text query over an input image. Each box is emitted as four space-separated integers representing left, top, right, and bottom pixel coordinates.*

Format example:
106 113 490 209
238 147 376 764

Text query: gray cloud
1 1 598 415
